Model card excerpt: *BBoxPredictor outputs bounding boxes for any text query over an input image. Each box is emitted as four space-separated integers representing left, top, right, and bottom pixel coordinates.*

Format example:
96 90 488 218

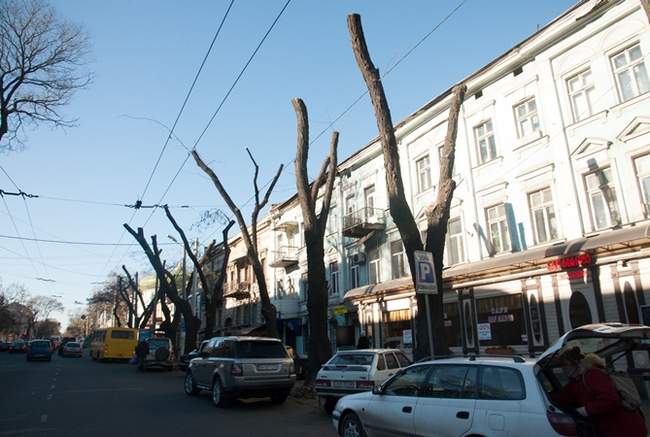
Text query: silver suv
184 336 296 407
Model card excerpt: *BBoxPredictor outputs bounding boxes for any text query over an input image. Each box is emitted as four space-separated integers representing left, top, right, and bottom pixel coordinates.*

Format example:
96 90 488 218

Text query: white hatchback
315 349 411 414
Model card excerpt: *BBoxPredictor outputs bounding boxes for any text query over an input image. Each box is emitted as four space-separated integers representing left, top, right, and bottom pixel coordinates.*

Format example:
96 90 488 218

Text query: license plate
257 364 279 371
332 381 355 388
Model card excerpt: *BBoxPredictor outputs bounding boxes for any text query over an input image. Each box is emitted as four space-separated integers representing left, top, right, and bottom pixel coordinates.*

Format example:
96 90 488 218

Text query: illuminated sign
546 253 593 272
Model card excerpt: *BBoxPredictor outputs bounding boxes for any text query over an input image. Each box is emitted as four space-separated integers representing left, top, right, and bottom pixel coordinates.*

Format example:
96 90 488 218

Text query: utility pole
135 272 139 327
152 270 159 332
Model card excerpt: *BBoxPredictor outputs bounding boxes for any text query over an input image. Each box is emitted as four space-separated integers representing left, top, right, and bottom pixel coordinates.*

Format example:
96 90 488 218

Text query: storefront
345 225 650 357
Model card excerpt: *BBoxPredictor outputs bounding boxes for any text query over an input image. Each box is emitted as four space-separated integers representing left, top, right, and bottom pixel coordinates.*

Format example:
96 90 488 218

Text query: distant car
58 336 77 356
26 339 53 361
61 341 82 358
184 336 296 407
0 341 9 352
179 340 209 371
315 349 411 414
9 339 27 353
141 337 174 370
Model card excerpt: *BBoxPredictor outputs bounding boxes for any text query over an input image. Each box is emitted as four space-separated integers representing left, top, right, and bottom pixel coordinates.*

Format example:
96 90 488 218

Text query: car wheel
184 372 199 396
270 390 289 404
340 412 366 437
211 377 229 408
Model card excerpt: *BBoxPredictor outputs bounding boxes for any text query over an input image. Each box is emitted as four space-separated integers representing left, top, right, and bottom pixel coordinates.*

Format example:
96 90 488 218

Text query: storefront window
444 302 461 347
529 294 542 344
475 294 526 346
383 309 412 347
569 291 593 328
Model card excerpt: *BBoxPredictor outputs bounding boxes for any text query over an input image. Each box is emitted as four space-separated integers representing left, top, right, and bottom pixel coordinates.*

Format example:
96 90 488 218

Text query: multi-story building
216 0 650 359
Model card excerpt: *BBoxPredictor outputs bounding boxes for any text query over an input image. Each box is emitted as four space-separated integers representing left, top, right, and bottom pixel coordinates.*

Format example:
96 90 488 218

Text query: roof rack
415 353 527 364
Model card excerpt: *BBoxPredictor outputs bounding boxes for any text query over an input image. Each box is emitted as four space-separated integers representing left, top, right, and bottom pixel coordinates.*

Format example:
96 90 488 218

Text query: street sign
414 250 438 295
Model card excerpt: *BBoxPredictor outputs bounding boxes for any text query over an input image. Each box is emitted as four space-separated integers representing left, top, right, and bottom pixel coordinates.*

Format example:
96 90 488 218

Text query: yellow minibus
90 327 138 361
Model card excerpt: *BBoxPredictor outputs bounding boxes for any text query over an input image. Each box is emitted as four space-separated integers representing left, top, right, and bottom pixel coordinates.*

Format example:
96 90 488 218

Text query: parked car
179 340 209 371
184 336 296 407
141 337 174 370
332 323 650 437
0 341 9 352
26 339 53 362
9 339 27 353
315 349 411 414
61 341 82 358
58 336 77 356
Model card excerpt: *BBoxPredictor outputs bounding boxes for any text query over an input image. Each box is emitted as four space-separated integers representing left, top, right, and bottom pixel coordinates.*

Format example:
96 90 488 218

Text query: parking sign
414 250 438 294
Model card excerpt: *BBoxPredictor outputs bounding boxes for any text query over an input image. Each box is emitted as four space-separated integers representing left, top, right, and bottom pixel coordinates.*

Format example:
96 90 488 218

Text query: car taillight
547 411 577 436
314 379 331 388
356 380 375 390
231 363 243 376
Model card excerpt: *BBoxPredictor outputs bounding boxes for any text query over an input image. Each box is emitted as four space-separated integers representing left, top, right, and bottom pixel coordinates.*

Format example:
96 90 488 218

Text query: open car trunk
536 323 650 428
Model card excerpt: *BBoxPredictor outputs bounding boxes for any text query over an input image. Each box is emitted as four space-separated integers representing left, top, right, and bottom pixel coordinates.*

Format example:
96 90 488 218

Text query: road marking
50 384 55 390
46 394 53 401
40 414 47 423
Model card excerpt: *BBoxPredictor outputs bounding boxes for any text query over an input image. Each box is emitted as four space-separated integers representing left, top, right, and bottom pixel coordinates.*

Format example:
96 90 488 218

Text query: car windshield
31 341 50 348
329 353 375 366
147 339 169 350
234 341 287 358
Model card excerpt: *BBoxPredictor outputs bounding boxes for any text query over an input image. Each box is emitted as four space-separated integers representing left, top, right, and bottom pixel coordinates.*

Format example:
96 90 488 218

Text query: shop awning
344 277 413 300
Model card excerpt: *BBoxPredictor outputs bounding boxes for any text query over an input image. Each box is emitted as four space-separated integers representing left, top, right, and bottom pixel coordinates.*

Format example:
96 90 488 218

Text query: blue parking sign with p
414 250 438 294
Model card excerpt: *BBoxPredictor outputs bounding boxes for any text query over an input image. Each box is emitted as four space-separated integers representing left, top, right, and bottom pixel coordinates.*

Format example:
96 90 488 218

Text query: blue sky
0 0 575 326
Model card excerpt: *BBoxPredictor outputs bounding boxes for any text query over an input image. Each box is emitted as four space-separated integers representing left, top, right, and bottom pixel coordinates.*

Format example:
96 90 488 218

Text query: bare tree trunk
348 14 466 360
192 149 283 338
292 98 339 382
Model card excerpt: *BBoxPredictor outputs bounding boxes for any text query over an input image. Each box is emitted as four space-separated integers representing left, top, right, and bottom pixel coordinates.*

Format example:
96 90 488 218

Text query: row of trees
0 282 63 339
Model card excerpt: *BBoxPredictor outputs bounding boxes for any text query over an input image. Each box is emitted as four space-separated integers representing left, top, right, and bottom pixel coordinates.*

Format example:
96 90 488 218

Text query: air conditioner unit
351 253 366 265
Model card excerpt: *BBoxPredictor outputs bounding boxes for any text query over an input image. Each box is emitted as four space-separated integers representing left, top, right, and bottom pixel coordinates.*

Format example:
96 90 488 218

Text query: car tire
211 377 229 408
270 390 289 404
340 412 366 437
184 372 199 396
323 396 337 415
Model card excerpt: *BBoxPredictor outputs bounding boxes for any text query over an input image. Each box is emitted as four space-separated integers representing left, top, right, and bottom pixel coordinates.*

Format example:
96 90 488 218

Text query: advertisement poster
478 323 492 341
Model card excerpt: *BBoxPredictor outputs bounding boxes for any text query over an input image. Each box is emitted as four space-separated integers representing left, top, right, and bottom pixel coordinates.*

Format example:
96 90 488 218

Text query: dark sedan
9 340 27 353
26 340 53 361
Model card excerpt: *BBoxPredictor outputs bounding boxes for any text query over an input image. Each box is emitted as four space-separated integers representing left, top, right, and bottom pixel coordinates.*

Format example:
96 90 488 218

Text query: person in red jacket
550 346 646 437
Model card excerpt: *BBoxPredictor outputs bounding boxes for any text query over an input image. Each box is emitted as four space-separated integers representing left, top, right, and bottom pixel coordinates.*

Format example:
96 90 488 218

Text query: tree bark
348 14 466 360
122 265 157 329
292 98 339 382
192 149 283 338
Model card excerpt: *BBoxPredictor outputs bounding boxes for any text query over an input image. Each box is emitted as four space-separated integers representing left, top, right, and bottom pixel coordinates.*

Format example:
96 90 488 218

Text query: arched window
623 282 640 324
569 292 593 328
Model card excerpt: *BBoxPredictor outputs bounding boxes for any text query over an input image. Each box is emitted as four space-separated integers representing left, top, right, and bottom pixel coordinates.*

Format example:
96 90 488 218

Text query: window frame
513 97 540 139
419 364 478 399
445 216 465 265
390 239 407 279
566 68 595 122
633 153 650 217
349 260 360 289
477 365 526 401
527 187 558 244
474 119 498 164
368 247 381 285
329 261 339 296
415 154 432 193
485 203 511 254
610 42 650 103
583 167 620 230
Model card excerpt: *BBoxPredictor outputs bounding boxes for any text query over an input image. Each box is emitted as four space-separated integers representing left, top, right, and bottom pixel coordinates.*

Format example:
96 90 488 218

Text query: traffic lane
0 350 61 435
2 352 337 437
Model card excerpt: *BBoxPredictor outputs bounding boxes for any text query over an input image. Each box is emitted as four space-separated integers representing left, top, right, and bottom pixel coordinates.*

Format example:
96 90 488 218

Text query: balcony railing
269 246 299 268
342 207 385 238
224 281 251 300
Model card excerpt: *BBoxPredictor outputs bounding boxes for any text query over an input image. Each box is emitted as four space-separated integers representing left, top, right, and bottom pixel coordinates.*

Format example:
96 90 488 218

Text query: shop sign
488 314 514 323
546 253 592 272
478 323 492 341
332 306 348 316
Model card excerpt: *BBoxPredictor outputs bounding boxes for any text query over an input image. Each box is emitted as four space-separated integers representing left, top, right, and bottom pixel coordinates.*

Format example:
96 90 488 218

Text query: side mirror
372 385 383 395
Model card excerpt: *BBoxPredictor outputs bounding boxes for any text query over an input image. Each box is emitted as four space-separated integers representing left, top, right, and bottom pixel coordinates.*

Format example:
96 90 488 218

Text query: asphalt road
0 351 336 437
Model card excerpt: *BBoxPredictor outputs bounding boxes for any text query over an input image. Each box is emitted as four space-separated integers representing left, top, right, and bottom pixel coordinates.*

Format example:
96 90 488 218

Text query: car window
382 365 429 397
213 340 235 358
111 330 134 340
376 354 386 371
479 366 525 400
421 365 477 399
31 341 50 348
330 353 375 366
384 353 399 369
234 341 287 358
395 352 410 367
66 342 80 347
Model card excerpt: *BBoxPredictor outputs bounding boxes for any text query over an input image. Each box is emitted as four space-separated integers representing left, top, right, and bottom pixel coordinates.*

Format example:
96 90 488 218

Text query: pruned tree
192 148 283 338
292 98 339 381
121 265 158 329
124 224 200 352
348 14 467 360
164 204 235 339
0 0 91 149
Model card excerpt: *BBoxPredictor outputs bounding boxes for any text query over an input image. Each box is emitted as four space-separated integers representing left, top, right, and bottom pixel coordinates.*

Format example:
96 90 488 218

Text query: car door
414 365 477 437
193 339 216 386
363 364 429 437
471 366 525 437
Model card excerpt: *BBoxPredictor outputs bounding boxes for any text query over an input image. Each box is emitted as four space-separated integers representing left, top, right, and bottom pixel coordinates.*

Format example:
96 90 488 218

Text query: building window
474 119 497 164
368 248 381 285
390 240 406 279
486 204 510 254
328 205 338 234
584 167 620 230
349 258 360 289
634 154 650 215
611 43 650 102
528 187 558 244
475 293 526 346
329 261 339 296
445 217 465 265
567 69 595 122
416 155 432 193
514 98 540 138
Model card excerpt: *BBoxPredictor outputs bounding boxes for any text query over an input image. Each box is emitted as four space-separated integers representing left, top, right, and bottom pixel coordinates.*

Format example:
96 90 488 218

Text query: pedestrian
134 340 149 371
550 346 646 437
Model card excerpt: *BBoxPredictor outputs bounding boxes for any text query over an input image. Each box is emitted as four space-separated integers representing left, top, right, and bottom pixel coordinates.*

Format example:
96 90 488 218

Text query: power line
138 0 236 203
0 233 179 247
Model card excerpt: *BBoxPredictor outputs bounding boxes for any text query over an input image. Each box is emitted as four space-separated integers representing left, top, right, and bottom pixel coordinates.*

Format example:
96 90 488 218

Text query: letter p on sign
414 250 438 295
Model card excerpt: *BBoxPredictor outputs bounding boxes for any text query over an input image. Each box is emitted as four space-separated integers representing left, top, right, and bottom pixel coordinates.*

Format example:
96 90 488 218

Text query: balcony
343 207 385 238
224 281 251 300
269 246 299 268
